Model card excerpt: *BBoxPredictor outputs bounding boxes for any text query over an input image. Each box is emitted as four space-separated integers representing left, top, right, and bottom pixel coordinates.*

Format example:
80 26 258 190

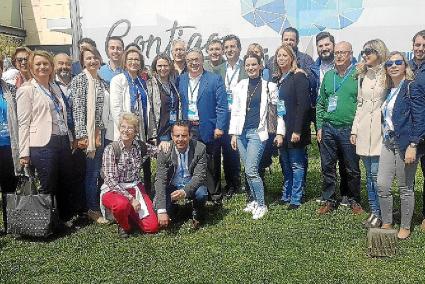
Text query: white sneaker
252 206 268 220
243 201 258 213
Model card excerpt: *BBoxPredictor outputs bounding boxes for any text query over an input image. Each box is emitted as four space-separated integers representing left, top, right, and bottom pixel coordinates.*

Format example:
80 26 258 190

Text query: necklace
246 80 261 112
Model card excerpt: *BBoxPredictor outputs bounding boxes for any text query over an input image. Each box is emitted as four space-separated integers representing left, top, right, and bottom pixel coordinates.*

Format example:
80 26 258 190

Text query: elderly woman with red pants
101 112 159 238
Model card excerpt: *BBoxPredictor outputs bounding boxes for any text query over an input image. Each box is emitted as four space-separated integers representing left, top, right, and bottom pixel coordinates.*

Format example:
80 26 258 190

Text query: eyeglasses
186 58 201 63
120 126 136 132
16 57 28 63
334 51 351 56
361 48 377 56
385 60 404 68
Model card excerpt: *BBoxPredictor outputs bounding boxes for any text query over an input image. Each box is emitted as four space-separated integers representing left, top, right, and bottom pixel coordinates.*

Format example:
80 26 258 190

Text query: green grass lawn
1 142 425 283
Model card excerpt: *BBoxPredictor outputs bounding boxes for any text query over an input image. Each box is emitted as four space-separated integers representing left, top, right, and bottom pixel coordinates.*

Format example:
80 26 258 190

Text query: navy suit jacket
392 75 425 156
179 70 228 144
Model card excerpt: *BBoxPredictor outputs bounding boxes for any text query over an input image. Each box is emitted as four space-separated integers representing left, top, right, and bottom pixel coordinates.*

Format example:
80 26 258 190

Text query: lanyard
226 62 240 89
125 71 146 112
278 72 290 87
55 82 71 109
0 89 7 122
333 64 354 95
189 77 201 102
36 82 63 115
179 152 186 177
158 79 177 111
383 79 405 121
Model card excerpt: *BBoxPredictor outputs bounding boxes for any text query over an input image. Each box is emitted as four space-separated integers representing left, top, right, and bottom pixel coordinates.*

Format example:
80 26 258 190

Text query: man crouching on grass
154 121 208 229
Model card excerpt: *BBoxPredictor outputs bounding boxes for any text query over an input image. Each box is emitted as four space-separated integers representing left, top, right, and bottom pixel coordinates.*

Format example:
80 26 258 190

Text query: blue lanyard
179 153 186 177
226 62 240 88
0 87 7 122
159 79 177 111
36 82 63 115
333 65 354 95
278 72 290 86
125 71 146 112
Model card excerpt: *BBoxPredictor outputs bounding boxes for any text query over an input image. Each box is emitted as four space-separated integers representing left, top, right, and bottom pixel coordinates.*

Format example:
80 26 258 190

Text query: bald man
316 41 363 215
54 53 72 95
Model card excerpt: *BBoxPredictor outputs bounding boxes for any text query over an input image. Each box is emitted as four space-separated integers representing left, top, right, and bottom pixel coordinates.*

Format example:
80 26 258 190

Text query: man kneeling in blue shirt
154 120 208 229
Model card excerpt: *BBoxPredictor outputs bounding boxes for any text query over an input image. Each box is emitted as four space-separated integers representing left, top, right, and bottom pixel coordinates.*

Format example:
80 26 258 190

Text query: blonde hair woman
351 39 389 228
17 50 74 223
101 112 159 238
273 44 311 210
378 51 419 239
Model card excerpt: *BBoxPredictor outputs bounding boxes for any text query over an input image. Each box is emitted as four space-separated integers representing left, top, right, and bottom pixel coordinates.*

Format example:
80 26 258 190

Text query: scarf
84 69 97 158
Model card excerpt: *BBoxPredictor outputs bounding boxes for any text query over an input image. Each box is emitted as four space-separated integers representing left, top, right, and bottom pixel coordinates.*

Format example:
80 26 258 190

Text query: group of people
1 27 425 240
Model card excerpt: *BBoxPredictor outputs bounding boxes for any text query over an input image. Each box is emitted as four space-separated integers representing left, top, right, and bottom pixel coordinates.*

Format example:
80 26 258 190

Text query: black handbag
6 167 58 237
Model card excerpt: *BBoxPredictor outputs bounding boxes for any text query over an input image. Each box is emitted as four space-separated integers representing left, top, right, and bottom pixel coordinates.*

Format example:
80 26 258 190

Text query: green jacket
216 60 248 85
203 59 224 74
316 67 358 129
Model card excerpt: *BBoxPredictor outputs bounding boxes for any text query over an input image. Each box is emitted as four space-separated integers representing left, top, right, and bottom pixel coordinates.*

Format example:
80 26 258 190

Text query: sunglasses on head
385 60 404 68
360 48 377 56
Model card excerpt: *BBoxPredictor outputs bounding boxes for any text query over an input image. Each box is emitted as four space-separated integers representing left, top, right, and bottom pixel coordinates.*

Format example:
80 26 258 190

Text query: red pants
102 183 159 234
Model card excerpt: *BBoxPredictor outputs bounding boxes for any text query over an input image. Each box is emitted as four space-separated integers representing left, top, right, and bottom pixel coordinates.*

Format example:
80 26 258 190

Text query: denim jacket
1 79 21 174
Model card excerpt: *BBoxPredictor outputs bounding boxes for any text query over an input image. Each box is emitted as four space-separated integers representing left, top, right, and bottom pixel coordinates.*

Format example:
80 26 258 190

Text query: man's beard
319 52 334 62
58 70 71 82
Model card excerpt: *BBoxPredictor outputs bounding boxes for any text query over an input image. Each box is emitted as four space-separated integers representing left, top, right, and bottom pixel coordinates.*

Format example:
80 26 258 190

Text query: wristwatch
409 142 417 148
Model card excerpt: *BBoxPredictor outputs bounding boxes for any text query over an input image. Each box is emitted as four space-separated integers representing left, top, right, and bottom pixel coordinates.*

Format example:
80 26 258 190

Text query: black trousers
143 158 152 197
421 155 425 218
70 148 87 214
0 146 18 232
30 135 75 221
216 132 241 191
190 125 222 201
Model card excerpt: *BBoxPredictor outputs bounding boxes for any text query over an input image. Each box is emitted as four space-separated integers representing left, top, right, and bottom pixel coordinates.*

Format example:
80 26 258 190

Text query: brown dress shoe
87 210 110 224
381 223 393 230
351 202 364 215
397 228 411 240
317 202 335 214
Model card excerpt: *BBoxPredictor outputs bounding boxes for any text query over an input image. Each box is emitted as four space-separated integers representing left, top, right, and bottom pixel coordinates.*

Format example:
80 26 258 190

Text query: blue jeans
280 147 307 206
320 123 360 203
361 155 380 216
237 128 266 206
85 145 104 211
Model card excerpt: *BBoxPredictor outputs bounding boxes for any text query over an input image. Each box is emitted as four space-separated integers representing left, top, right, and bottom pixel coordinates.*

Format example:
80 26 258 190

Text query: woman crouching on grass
100 113 159 238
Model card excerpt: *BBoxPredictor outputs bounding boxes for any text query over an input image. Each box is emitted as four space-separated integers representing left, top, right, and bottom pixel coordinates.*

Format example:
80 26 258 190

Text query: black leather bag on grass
6 167 59 237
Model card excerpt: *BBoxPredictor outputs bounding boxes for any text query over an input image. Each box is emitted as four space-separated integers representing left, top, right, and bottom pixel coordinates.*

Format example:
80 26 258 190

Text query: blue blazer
392 75 425 156
179 70 228 144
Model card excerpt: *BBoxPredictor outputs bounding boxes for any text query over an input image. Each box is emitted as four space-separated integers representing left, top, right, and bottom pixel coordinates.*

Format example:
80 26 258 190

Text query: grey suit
154 140 208 212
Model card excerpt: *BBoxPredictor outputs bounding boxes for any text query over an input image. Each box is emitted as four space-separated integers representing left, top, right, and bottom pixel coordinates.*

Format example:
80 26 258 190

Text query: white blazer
229 78 285 141
109 73 151 141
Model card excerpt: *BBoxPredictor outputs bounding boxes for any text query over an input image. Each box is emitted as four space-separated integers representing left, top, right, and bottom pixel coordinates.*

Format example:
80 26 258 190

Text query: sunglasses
360 48 377 56
16 57 28 63
385 60 404 68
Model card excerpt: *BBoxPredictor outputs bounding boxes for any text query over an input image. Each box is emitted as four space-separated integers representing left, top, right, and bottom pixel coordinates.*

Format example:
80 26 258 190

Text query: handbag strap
22 165 39 195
